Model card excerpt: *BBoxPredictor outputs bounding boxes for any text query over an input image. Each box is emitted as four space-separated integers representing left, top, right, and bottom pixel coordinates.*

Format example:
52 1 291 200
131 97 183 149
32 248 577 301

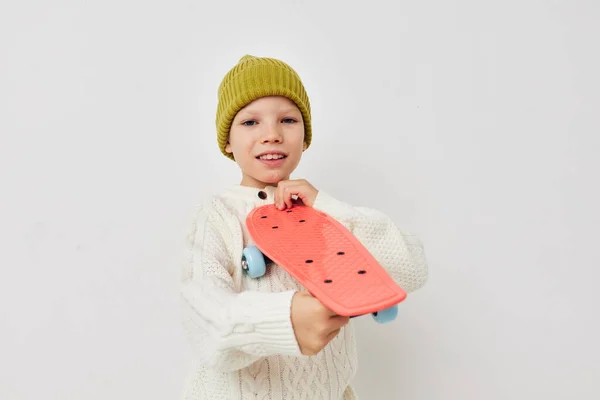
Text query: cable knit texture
179 184 428 399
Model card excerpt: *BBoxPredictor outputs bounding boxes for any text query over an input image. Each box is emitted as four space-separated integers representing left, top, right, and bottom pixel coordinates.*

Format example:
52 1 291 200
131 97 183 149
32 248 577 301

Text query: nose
260 123 283 144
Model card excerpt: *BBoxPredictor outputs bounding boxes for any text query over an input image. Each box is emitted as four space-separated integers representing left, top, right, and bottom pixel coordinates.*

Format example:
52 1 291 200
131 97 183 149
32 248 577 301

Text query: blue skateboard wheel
372 304 398 323
242 245 267 278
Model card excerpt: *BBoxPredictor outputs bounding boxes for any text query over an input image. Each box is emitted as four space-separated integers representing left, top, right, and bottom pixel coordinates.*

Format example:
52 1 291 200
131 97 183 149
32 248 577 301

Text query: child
180 54 428 399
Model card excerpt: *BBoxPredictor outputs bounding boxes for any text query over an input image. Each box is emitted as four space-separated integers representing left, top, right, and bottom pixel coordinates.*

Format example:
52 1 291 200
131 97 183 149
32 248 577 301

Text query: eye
282 118 297 124
242 120 257 126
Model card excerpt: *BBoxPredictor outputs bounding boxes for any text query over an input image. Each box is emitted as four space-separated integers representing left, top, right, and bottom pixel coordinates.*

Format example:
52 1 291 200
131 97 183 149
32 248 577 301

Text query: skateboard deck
246 203 407 317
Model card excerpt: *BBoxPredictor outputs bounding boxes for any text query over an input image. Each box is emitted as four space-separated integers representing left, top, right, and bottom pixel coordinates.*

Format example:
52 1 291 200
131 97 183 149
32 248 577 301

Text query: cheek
229 132 253 153
291 134 305 151
235 139 256 162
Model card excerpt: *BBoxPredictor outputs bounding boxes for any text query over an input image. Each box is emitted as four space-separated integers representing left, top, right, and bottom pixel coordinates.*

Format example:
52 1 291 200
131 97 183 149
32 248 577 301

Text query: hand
290 292 349 356
274 179 318 210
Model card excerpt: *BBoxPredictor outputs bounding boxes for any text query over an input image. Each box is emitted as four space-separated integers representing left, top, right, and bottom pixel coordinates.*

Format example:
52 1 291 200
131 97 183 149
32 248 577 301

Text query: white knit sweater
179 184 428 399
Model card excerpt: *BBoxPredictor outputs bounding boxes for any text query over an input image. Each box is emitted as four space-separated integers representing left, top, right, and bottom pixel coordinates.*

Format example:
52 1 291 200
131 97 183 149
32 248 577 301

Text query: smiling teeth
259 154 285 160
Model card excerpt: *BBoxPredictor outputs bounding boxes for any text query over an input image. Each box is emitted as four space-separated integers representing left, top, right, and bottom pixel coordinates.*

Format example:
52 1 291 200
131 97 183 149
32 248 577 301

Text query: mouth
255 152 287 167
255 152 287 161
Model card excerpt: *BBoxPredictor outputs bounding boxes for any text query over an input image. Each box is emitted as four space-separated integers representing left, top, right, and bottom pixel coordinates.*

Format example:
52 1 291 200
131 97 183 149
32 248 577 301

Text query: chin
262 174 283 183
258 170 288 184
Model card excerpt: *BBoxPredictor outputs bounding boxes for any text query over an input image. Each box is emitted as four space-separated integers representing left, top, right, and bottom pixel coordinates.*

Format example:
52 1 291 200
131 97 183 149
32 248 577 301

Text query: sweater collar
223 184 277 203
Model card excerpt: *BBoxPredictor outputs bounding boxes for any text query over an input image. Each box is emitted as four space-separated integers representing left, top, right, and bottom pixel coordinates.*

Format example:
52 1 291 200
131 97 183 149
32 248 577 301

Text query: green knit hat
216 54 312 160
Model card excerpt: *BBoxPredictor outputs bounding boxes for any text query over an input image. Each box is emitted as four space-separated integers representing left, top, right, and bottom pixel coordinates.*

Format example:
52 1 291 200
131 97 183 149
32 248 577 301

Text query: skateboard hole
358 270 367 274
299 220 305 223
286 210 292 213
261 216 267 219
305 260 313 264
337 251 345 255
272 226 278 229
324 279 332 283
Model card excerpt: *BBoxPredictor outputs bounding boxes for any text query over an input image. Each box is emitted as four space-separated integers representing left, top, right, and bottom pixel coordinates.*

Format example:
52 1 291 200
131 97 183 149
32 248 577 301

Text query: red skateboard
242 203 407 323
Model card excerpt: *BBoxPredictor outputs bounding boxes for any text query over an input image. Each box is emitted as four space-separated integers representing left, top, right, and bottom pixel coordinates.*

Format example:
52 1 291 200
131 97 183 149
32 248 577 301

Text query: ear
303 141 308 151
225 141 232 154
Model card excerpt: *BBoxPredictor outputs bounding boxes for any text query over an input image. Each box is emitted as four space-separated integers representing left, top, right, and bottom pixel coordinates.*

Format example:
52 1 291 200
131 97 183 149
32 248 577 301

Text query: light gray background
1 1 598 399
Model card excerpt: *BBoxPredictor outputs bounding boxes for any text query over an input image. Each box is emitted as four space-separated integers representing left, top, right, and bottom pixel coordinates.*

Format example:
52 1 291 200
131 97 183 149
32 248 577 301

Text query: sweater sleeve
180 199 303 373
312 191 428 294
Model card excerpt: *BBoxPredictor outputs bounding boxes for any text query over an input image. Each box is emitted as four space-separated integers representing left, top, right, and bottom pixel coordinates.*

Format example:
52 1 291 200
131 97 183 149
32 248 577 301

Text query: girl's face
226 96 307 188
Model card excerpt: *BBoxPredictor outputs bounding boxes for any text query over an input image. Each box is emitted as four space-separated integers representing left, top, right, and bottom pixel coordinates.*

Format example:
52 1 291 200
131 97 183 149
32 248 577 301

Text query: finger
275 181 291 210
277 181 294 209
290 183 312 207
283 186 294 209
275 182 284 209
285 182 306 208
